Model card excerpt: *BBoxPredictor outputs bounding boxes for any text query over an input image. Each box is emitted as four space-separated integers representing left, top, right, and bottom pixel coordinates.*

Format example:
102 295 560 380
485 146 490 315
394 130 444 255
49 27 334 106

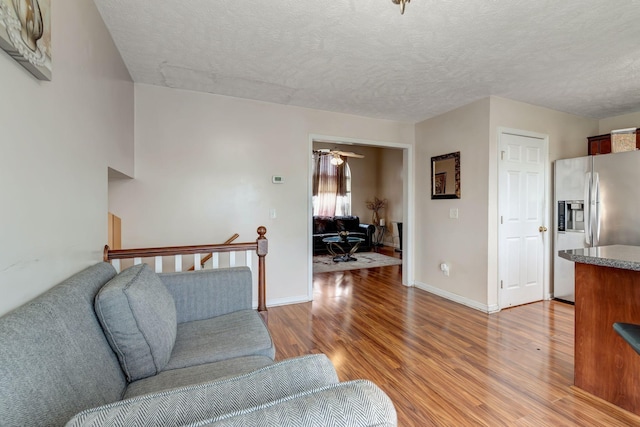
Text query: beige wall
414 96 599 311
599 111 640 134
379 147 404 247
349 145 383 222
489 97 598 307
109 84 413 306
415 98 491 308
0 0 134 316
489 96 597 161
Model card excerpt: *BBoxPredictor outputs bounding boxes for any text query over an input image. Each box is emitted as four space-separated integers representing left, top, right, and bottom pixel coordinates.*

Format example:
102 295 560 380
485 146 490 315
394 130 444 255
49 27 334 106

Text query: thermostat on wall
272 176 284 184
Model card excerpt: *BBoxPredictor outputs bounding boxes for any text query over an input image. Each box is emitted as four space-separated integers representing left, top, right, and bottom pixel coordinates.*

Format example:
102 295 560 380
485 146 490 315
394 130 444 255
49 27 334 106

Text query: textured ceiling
93 0 640 123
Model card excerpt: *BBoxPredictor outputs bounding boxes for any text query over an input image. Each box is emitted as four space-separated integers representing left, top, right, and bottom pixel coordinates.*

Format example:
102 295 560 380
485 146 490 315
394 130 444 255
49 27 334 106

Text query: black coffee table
322 236 365 262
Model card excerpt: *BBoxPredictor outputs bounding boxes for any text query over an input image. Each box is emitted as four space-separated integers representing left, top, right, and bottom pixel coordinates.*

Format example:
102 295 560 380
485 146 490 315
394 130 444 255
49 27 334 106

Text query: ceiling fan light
391 0 410 14
330 155 344 166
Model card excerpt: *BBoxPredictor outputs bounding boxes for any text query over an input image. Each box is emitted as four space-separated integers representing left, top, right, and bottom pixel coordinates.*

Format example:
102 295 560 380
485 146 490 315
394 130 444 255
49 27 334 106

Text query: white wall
109 84 413 306
0 0 134 316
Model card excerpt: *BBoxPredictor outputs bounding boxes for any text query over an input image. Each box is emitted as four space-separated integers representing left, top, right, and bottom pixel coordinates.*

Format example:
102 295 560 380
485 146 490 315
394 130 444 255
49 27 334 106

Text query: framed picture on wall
0 0 52 80
431 151 461 199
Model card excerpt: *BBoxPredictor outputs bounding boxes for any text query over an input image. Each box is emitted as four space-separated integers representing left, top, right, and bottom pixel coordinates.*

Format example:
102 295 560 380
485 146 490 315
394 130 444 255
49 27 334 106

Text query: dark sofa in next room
313 216 375 255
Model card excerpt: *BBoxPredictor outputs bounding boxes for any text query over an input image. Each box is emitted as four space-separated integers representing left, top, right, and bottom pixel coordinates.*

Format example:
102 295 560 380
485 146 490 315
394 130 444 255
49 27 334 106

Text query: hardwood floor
267 247 640 426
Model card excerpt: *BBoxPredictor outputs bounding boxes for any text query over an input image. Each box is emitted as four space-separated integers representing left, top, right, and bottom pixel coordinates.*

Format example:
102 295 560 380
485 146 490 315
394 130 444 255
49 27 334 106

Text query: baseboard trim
260 284 502 313
414 281 500 314
255 295 312 309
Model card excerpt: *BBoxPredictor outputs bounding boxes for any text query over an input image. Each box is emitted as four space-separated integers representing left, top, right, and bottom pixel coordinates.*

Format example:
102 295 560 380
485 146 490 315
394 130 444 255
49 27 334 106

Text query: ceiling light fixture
392 0 410 14
330 153 344 166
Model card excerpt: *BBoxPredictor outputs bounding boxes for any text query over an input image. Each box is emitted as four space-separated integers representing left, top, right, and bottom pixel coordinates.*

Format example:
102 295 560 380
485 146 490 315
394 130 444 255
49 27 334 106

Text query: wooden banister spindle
256 226 268 322
195 233 240 270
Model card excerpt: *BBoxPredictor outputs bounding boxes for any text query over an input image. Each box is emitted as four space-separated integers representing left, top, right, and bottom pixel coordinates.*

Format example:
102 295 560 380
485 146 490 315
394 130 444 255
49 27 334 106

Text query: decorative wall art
0 0 51 80
431 151 461 199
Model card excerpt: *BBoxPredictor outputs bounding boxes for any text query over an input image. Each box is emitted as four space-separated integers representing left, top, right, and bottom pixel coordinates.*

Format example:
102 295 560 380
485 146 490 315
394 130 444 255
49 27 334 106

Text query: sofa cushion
313 216 337 234
335 216 360 232
165 309 274 371
124 355 274 399
66 354 341 427
160 267 253 324
95 264 177 382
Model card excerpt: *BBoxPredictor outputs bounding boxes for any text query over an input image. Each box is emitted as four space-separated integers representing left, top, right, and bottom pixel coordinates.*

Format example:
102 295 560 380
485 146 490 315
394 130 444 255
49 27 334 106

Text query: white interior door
498 131 548 308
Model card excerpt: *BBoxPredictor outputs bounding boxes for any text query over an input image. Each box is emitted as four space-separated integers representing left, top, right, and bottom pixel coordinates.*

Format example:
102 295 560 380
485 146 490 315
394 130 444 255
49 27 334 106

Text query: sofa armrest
359 223 375 232
65 354 341 427
198 380 397 426
159 267 253 324
359 223 375 245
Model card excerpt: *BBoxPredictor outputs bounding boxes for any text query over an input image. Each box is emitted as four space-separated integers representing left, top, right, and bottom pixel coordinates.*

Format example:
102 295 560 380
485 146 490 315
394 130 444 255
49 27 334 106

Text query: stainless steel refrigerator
554 150 640 303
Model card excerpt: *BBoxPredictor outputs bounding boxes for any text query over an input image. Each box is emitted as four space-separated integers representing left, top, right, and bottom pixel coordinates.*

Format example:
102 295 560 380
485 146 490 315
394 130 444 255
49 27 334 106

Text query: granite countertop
559 245 640 271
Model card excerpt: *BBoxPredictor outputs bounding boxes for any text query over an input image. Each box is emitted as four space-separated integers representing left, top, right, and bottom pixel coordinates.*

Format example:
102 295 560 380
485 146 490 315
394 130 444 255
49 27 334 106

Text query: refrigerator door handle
584 172 591 245
594 172 601 244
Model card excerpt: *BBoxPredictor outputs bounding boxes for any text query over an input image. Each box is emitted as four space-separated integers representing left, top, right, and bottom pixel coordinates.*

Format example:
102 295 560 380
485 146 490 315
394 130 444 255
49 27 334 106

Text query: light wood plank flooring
267 248 640 426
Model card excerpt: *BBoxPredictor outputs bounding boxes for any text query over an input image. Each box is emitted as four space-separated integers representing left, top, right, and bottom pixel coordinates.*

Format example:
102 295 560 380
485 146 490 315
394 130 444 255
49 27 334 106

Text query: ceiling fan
316 148 364 165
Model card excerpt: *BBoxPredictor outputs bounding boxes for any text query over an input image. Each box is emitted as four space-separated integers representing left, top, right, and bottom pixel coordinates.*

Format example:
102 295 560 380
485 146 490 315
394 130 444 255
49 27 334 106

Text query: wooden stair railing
103 227 268 321
188 233 240 271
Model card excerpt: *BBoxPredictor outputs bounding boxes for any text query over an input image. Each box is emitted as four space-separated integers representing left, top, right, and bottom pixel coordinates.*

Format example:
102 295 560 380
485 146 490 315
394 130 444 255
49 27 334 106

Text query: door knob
539 226 548 232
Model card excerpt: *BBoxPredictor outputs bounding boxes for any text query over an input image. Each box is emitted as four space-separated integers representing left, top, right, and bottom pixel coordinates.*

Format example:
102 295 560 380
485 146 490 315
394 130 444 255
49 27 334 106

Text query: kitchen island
559 245 640 415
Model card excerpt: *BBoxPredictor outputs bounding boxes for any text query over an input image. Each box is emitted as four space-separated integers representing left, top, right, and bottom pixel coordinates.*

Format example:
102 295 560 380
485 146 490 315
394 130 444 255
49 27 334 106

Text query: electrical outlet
440 262 450 276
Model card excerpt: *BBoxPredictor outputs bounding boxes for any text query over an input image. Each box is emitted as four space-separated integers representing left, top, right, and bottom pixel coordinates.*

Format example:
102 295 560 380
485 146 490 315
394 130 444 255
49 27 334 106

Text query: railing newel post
256 226 268 323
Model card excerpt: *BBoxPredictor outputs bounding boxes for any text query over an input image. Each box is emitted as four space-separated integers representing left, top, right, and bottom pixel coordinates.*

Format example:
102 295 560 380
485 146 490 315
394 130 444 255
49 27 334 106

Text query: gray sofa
0 262 396 426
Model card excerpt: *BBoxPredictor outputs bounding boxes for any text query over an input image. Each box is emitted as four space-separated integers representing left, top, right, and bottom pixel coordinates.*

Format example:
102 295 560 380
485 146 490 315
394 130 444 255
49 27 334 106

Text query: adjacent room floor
312 245 402 274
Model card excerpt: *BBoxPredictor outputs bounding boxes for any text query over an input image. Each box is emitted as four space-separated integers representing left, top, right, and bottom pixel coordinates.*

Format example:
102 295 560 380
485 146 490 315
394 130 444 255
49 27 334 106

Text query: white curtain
312 153 351 216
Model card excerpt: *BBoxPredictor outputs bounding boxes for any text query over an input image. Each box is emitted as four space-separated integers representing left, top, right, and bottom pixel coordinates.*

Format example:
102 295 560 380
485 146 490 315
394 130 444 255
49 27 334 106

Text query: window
312 153 351 217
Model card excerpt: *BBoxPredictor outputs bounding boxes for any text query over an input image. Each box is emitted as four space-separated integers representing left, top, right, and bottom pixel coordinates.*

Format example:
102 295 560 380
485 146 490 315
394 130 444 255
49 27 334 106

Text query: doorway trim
308 134 415 299
497 127 551 310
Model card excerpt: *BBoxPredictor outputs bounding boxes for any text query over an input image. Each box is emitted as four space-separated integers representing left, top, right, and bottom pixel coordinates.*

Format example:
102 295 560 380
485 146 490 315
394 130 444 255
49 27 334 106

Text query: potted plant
365 196 387 226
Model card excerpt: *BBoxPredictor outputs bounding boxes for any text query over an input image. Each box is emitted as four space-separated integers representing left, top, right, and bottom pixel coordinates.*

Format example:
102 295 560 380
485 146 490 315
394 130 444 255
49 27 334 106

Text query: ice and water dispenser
557 200 585 232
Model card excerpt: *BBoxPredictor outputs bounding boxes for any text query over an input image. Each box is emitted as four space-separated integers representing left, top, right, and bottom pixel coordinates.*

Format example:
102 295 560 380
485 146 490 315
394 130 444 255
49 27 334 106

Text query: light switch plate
449 208 459 219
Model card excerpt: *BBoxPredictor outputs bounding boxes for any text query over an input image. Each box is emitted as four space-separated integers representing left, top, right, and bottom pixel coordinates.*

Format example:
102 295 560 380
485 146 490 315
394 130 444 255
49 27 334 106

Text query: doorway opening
307 135 414 299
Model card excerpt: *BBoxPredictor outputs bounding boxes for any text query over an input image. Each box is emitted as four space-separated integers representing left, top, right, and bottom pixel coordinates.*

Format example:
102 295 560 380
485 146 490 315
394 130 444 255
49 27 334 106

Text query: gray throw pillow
95 263 177 382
